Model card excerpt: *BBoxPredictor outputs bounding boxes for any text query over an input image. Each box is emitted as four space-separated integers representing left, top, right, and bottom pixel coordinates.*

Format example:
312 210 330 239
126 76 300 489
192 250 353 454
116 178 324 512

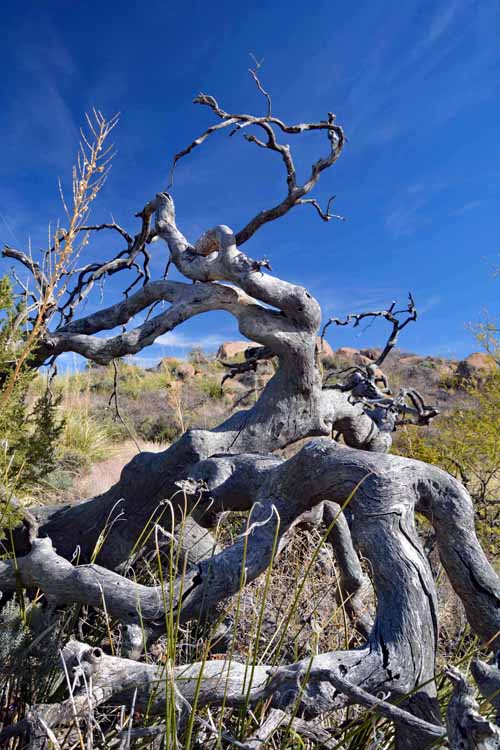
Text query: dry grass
231 526 371 662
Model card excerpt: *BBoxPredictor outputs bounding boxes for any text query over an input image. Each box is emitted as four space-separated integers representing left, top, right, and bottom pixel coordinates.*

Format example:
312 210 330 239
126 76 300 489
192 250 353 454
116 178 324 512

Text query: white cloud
385 179 447 237
156 331 229 351
450 200 482 217
418 295 442 315
406 1 463 66
385 197 429 237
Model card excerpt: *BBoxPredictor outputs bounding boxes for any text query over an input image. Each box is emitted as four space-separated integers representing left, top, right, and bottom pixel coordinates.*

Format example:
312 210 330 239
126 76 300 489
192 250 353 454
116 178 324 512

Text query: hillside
33 341 495 505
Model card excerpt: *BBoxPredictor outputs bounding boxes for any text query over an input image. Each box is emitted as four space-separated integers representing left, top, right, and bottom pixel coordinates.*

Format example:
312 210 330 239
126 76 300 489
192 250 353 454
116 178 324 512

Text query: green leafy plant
396 368 500 555
0 277 64 537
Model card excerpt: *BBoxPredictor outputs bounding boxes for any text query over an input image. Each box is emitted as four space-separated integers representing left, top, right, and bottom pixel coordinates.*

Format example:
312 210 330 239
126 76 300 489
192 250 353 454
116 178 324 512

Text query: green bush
395 368 500 555
134 413 181 443
199 377 224 399
0 276 64 535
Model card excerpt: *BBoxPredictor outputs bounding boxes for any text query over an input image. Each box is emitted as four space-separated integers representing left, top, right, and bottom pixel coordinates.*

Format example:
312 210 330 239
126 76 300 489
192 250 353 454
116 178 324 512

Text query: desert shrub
0 597 75 723
395 368 500 555
134 412 182 443
199 376 224 399
0 277 64 535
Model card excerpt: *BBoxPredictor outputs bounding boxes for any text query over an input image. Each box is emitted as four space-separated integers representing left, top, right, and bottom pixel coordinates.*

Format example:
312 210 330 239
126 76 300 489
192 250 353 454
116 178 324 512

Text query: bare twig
322 293 417 367
298 195 345 222
219 345 275 389
248 53 272 118
107 360 142 453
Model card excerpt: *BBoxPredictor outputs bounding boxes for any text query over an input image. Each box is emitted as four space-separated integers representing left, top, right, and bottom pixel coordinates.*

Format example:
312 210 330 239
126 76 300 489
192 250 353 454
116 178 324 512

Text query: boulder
456 352 496 380
218 337 334 362
216 341 257 360
175 362 196 379
316 337 334 359
336 347 372 366
399 355 422 366
337 346 359 359
157 357 195 379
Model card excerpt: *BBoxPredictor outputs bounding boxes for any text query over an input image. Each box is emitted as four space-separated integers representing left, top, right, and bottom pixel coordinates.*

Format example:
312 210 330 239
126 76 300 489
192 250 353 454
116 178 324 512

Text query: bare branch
36 280 260 365
446 667 500 748
77 221 133 244
322 293 417 366
323 350 439 430
0 639 444 748
471 655 500 722
248 53 272 117
3 246 49 294
298 195 346 222
56 200 157 323
219 344 274 389
169 77 345 245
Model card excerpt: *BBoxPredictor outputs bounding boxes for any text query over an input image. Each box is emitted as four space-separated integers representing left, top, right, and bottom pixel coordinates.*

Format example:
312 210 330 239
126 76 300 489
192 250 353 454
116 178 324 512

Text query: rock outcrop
217 337 335 361
216 341 257 360
456 352 496 381
316 337 335 360
336 347 373 366
157 357 195 379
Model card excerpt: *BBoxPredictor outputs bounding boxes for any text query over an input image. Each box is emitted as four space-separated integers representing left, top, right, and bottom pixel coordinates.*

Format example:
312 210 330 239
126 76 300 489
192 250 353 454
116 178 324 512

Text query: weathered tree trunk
3 82 500 748
6 441 500 747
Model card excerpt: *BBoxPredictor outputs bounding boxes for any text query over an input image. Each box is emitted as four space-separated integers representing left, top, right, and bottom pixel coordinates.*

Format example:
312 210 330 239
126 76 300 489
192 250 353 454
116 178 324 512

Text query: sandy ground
71 440 169 500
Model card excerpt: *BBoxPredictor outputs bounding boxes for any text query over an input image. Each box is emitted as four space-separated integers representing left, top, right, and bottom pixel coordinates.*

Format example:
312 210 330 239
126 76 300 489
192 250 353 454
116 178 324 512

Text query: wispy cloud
0 212 20 244
341 0 495 158
385 192 431 238
418 294 442 315
450 200 482 217
424 337 475 359
156 331 229 351
311 282 410 319
0 17 81 180
385 179 448 237
361 123 401 148
406 1 463 66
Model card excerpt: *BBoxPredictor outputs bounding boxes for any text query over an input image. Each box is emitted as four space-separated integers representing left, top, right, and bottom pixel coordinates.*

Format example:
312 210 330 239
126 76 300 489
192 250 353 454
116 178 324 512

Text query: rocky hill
49 342 495 487
214 339 496 411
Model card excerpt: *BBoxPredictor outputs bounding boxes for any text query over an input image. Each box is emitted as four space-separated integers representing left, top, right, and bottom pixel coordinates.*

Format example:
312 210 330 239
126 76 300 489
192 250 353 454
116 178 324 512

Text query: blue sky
1 0 499 366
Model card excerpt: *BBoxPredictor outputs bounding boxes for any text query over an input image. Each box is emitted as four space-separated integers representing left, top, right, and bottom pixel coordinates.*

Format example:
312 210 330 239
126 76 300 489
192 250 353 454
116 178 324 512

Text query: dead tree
3 73 500 749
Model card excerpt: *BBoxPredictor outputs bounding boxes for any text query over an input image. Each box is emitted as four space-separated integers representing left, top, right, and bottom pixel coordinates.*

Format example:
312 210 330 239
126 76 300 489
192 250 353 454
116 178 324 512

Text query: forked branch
322 293 417 366
169 70 345 245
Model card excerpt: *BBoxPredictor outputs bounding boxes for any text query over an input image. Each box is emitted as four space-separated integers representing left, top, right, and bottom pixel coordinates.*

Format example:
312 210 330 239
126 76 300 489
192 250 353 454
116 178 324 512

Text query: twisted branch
322 293 417 367
169 72 345 245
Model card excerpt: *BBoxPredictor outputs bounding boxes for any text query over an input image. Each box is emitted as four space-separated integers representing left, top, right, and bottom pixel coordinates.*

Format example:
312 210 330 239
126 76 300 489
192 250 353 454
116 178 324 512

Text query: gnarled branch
169 70 345 245
322 293 417 367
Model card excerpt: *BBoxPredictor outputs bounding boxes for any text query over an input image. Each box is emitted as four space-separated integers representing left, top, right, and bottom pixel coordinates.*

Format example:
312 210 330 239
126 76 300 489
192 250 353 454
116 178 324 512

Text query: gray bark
446 667 500 749
471 656 500 724
7 441 500 748
4 639 444 749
